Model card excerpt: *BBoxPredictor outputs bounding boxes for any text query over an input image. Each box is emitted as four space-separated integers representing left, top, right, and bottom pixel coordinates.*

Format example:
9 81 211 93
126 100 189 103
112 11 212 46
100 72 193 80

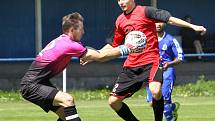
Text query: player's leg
41 79 80 121
53 107 65 121
20 81 64 119
172 102 180 121
20 76 80 121
148 62 164 121
108 67 145 121
109 96 140 121
193 40 204 59
149 81 163 121
149 82 162 100
162 68 180 121
109 86 140 121
162 68 174 121
53 91 81 121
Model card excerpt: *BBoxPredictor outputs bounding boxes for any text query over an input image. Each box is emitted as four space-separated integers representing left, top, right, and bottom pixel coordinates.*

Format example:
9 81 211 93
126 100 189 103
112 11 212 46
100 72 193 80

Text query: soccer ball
124 31 147 52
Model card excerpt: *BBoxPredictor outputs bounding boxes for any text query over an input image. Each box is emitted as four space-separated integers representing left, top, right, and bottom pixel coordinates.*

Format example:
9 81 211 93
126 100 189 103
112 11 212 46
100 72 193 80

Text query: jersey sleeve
105 24 125 47
171 38 184 61
112 22 126 47
66 42 87 58
145 6 172 23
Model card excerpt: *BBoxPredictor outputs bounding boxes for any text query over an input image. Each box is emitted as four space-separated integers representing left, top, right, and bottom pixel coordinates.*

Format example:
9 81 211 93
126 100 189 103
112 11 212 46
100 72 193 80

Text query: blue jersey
159 32 184 65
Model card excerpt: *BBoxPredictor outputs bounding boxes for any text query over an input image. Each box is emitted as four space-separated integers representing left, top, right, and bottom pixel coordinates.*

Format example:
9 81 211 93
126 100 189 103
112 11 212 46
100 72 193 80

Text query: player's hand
129 48 143 53
118 45 142 56
80 58 93 66
162 62 169 71
191 25 207 35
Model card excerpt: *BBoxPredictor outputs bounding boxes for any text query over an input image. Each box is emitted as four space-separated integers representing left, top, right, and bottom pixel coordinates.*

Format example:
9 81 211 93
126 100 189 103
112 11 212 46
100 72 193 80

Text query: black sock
64 106 81 121
57 118 64 121
152 97 164 121
116 102 139 121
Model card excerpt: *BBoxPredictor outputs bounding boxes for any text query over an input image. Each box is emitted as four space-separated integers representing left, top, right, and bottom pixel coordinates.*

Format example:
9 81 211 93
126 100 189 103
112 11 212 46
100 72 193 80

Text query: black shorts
20 71 60 113
111 62 162 99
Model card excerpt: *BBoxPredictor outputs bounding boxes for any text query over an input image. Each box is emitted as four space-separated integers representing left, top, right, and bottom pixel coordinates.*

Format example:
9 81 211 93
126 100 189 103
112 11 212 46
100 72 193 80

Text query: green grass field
1 96 215 121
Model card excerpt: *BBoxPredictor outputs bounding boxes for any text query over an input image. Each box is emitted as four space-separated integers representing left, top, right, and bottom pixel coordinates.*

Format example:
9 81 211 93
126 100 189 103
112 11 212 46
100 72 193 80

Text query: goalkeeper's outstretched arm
81 45 129 63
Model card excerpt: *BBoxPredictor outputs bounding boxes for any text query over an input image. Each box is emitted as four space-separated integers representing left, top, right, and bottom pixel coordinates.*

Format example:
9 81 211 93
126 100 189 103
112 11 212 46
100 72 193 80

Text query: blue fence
0 53 215 62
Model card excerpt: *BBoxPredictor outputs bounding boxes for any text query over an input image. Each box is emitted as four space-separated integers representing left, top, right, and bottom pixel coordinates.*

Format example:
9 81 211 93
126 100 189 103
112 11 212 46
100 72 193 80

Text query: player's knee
62 95 75 107
108 96 123 111
108 96 117 106
149 82 162 100
54 92 75 107
151 88 160 95
152 92 162 100
151 89 162 100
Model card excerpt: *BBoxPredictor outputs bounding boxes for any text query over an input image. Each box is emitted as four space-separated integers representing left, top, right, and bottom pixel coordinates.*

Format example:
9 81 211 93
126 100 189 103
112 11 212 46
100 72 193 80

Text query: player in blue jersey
146 22 184 121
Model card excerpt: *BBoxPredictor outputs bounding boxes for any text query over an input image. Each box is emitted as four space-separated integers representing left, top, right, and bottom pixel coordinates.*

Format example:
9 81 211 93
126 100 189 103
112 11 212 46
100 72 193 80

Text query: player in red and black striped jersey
102 0 206 121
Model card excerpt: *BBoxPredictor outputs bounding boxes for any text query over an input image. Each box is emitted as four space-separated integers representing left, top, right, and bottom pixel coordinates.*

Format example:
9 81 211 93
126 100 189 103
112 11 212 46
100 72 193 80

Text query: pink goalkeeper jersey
34 34 87 77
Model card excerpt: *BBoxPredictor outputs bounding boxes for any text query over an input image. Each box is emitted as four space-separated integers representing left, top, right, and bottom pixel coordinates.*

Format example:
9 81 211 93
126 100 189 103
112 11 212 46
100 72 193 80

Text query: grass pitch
0 96 215 121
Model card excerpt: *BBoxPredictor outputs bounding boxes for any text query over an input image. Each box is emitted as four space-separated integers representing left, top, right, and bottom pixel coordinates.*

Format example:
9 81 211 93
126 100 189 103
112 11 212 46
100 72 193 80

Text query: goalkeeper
20 12 140 121
146 22 184 121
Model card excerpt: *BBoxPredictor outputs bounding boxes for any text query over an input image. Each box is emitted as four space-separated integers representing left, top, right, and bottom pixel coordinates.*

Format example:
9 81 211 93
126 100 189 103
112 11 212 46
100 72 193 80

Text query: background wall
0 61 215 91
0 0 149 58
158 0 215 35
0 0 35 58
1 0 214 58
41 0 150 49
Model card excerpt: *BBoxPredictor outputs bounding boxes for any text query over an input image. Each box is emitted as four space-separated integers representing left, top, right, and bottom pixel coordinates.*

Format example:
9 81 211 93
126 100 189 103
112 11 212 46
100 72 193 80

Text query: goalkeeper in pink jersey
20 12 137 121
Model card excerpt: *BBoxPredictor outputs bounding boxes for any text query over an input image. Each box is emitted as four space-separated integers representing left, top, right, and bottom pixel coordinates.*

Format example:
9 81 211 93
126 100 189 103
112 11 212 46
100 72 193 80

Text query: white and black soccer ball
124 31 147 51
